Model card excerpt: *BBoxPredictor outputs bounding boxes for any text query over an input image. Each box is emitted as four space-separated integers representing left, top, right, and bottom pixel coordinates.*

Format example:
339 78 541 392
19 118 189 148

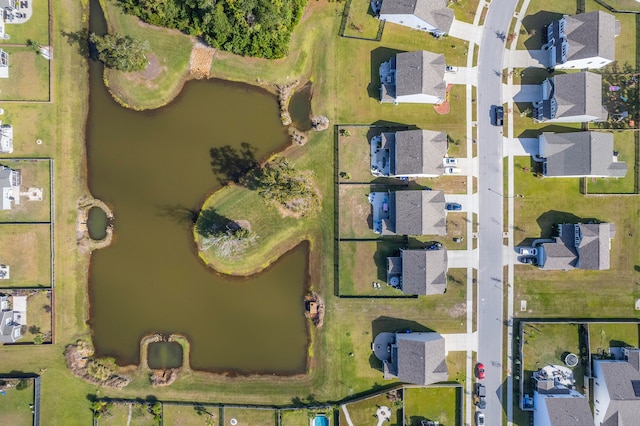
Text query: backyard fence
338 0 385 41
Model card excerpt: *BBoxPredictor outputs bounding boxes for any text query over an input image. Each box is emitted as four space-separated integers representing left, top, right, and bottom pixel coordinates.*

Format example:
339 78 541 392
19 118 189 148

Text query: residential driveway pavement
444 193 479 213
447 249 478 268
444 66 478 86
449 19 484 44
442 332 478 353
504 49 548 68
504 137 539 156
508 84 542 103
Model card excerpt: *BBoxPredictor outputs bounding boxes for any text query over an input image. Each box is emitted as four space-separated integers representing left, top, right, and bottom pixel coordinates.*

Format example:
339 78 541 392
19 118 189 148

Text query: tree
200 225 259 260
89 33 150 72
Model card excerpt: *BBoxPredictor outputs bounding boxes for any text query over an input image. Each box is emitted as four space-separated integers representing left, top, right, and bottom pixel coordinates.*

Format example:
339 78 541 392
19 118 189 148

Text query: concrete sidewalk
449 19 484 45
442 332 478 353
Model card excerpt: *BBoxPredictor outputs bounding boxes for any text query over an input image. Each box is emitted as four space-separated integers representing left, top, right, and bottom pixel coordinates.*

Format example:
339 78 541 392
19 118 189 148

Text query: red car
476 363 485 380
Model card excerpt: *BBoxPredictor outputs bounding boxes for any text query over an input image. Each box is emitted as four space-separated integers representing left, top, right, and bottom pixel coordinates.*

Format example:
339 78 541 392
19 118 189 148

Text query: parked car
446 203 462 211
443 157 458 165
518 256 537 265
425 241 443 250
476 363 485 379
519 247 537 256
444 167 462 175
475 383 486 398
475 398 486 409
445 65 458 73
475 411 485 426
493 105 504 126
453 237 464 243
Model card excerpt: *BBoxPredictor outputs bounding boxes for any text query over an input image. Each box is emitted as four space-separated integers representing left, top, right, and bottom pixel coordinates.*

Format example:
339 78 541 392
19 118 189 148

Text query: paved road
476 1 519 423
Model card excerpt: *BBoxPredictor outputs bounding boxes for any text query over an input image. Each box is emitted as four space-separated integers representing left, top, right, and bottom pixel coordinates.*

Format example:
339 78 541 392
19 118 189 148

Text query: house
593 347 640 426
0 295 26 343
532 72 607 123
538 222 615 270
538 132 627 178
370 129 448 178
542 11 618 70
379 50 446 104
0 122 13 153
387 248 447 295
533 378 593 426
372 331 448 385
0 165 20 210
373 0 454 37
0 48 7 79
369 189 446 236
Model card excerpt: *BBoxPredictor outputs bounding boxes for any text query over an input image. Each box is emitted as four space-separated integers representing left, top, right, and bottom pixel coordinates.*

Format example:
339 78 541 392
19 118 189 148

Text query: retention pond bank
87 0 309 374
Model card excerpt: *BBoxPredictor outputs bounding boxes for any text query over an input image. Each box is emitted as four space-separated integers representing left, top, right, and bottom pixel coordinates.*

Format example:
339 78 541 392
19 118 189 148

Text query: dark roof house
532 72 607 123
539 222 615 270
371 129 448 177
375 0 454 36
380 50 446 104
387 248 447 295
542 10 619 70
538 131 627 178
594 348 640 426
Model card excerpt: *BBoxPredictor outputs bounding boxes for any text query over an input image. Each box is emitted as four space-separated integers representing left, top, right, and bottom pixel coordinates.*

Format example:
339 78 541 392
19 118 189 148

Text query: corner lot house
369 189 446 236
532 379 593 425
542 10 618 70
373 0 454 36
538 132 627 178
380 50 446 104
387 248 447 295
370 129 447 178
532 71 607 123
0 295 26 343
593 348 640 426
372 331 448 385
538 222 615 270
0 164 20 210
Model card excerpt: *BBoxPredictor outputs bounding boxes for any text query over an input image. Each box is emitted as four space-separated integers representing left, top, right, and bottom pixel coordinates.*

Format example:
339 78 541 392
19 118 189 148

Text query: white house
0 122 13 153
374 0 454 36
533 379 593 426
0 165 20 210
0 48 7 79
542 11 618 70
593 347 640 426
380 50 446 104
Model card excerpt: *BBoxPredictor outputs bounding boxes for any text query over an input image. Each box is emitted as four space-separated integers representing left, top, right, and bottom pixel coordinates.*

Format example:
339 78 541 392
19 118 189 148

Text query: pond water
86 0 309 374
289 83 312 131
87 207 109 240
147 342 184 369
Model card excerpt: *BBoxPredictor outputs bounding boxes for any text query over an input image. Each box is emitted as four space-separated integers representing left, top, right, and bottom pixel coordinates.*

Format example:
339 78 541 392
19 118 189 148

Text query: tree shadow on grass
194 208 232 237
209 142 259 186
60 29 90 57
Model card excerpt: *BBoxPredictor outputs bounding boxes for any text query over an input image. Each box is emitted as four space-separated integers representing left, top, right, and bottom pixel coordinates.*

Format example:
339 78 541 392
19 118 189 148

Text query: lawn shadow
374 238 407 281
517 125 582 139
372 316 434 337
369 47 404 100
520 11 564 51
535 210 600 239
60 29 90 57
209 142 259 186
194 208 233 237
408 416 430 426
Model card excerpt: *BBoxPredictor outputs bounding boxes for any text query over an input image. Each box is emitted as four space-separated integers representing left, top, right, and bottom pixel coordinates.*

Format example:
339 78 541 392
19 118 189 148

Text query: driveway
444 193 479 213
449 19 484 45
505 137 539 157
508 84 542 103
504 49 548 68
444 67 478 86
447 249 478 268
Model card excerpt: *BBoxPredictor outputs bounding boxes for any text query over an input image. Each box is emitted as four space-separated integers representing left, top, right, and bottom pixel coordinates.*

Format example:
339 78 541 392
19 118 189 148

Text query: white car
519 247 537 256
475 412 485 426
445 65 458 73
444 167 462 175
443 157 458 165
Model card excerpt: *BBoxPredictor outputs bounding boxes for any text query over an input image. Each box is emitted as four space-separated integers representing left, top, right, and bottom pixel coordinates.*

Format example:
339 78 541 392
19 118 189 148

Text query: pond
289 82 312 131
147 342 183 369
86 0 309 374
87 207 109 241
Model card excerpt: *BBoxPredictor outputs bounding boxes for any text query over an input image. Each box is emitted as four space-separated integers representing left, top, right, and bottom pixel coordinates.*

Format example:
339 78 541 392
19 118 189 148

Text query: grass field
585 131 637 194
0 159 51 222
0 0 50 45
0 105 55 157
339 392 401 426
25 290 52 343
450 0 482 24
281 409 332 426
0 47 49 101
0 378 34 426
343 0 381 39
403 386 459 426
589 322 640 355
516 0 578 51
163 404 219 426
338 184 378 239
98 402 158 426
0 224 50 287
222 407 277 426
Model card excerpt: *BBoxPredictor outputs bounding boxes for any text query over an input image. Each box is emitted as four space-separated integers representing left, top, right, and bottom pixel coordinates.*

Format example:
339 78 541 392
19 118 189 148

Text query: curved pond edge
77 196 114 253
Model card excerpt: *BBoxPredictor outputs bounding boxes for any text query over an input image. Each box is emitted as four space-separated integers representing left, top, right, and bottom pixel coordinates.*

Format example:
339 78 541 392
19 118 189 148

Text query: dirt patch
189 42 215 78
122 54 166 89
304 291 325 328
150 369 178 386
64 341 131 388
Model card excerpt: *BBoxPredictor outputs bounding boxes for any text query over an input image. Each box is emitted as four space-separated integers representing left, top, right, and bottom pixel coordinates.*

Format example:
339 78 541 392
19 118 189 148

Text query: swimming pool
313 415 329 426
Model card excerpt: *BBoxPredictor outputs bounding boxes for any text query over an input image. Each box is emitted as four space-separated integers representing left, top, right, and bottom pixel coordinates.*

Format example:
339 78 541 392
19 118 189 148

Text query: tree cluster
256 156 319 216
118 0 307 59
200 226 259 260
89 33 150 72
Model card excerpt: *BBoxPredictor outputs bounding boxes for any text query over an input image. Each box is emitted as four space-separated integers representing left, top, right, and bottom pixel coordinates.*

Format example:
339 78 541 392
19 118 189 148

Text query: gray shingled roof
541 223 615 270
540 132 627 177
380 0 453 33
565 11 617 63
599 359 640 425
553 72 605 120
392 190 446 235
398 248 447 295
543 397 594 426
394 130 447 176
396 332 448 385
396 51 446 99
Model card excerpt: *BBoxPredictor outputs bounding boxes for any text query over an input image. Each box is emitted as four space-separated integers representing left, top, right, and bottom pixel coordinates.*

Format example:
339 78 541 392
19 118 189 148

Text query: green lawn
0 105 55 157
222 407 277 426
99 402 158 426
340 392 401 426
0 378 34 426
516 0 578 51
26 290 52 343
343 0 381 39
450 0 482 24
0 159 51 222
586 131 637 194
338 239 407 296
0 47 49 101
403 386 459 426
281 409 332 426
338 184 377 239
163 404 219 426
589 322 640 355
0 0 50 45
0 224 50 287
